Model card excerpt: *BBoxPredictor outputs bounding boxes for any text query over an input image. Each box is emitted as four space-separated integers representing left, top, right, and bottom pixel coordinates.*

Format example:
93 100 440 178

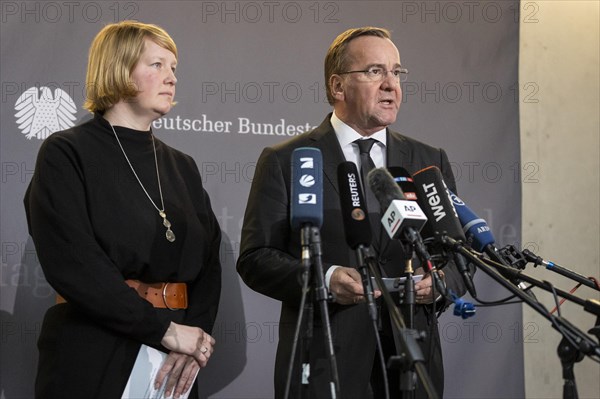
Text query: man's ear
329 74 345 101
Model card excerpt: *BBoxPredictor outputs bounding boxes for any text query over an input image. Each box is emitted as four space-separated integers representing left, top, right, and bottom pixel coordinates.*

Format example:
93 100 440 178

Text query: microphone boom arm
443 236 600 359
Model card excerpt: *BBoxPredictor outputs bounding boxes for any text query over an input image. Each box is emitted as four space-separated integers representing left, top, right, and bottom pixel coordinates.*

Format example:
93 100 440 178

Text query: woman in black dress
24 21 221 399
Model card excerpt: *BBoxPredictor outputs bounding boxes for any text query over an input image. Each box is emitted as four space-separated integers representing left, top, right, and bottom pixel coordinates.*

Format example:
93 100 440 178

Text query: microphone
449 191 512 266
290 148 341 398
290 147 323 274
367 168 448 298
449 191 536 296
520 249 600 291
290 147 323 230
337 161 377 321
337 161 372 249
387 166 418 201
411 166 477 298
449 192 497 255
367 168 428 242
411 166 464 242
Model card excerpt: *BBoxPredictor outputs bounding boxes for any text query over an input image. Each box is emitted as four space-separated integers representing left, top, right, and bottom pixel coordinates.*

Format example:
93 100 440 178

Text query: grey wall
1 1 524 398
520 1 600 398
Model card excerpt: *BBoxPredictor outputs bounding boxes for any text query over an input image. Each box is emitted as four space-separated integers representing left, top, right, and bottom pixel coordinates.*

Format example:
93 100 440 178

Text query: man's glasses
338 66 409 82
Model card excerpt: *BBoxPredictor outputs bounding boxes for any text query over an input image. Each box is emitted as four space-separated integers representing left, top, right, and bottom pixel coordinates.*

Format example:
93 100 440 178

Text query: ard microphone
387 166 418 201
412 166 476 297
337 162 372 249
449 192 535 296
290 147 323 230
449 192 495 253
449 191 510 265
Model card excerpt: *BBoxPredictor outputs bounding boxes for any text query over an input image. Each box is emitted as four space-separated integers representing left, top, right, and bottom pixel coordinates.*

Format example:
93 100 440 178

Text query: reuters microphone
337 161 372 249
337 161 378 321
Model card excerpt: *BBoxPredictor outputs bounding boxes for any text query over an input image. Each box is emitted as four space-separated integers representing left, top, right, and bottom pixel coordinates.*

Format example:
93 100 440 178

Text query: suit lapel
386 129 410 169
307 115 346 197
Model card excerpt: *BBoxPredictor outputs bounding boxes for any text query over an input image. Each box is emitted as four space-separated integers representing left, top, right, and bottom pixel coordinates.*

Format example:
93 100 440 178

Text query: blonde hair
84 21 177 113
324 27 391 105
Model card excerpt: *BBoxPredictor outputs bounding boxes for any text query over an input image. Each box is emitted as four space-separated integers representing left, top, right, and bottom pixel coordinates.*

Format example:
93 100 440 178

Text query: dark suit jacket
237 115 466 398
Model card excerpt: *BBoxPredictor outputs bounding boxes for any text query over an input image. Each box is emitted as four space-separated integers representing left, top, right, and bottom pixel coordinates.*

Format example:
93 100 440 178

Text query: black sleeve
236 147 305 305
183 160 222 335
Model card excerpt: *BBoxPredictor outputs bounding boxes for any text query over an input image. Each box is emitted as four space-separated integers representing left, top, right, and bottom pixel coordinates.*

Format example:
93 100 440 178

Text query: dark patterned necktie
354 138 382 247
355 138 378 210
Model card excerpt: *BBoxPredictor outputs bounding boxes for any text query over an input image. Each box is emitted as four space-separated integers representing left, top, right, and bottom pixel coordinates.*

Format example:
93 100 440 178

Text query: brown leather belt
56 279 188 310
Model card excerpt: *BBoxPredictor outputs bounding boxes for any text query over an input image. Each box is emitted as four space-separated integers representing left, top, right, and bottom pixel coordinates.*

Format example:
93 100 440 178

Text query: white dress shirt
325 112 387 288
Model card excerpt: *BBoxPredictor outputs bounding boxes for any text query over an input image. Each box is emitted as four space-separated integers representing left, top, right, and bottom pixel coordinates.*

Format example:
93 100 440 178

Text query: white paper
371 275 424 292
122 345 198 399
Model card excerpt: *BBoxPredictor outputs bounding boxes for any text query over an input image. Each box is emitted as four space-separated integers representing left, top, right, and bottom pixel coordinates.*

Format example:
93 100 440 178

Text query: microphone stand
309 226 341 399
393 230 445 398
366 255 440 399
355 245 391 399
401 257 416 330
284 226 313 399
403 229 451 303
520 248 600 292
284 226 340 399
399 255 417 399
479 257 600 319
443 236 600 399
356 244 378 322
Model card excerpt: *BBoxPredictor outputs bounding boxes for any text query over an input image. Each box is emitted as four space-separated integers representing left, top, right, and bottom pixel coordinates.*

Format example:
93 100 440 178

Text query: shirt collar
331 111 387 148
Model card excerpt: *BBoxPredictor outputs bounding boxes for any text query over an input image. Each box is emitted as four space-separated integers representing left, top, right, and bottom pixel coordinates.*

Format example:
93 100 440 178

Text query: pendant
159 211 176 242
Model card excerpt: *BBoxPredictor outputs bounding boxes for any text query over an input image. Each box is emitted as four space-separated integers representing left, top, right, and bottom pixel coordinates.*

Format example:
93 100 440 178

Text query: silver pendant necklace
110 123 176 242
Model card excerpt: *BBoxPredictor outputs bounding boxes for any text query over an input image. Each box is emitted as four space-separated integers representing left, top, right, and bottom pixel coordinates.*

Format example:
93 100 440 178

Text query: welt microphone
412 166 477 297
411 166 463 241
367 168 448 298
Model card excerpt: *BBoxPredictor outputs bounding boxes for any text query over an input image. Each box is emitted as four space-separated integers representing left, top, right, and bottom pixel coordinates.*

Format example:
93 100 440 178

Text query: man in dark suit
237 27 467 398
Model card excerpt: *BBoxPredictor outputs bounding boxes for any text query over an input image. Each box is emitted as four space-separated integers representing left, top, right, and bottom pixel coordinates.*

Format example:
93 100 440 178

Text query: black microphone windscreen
290 147 323 230
412 166 465 242
367 167 406 211
337 162 372 249
387 166 418 201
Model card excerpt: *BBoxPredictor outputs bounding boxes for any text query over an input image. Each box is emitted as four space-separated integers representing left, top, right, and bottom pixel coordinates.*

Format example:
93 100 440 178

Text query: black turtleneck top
25 113 221 346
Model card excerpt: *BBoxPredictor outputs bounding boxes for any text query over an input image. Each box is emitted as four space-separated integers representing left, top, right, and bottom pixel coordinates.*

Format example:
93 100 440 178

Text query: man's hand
329 266 381 305
415 270 445 304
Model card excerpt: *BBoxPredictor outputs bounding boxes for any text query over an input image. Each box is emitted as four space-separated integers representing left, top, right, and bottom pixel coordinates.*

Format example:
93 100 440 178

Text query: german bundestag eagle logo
14 86 77 140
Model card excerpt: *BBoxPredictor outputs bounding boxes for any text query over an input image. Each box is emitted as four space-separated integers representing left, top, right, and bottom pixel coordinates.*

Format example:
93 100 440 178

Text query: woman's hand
154 352 199 398
161 322 215 366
